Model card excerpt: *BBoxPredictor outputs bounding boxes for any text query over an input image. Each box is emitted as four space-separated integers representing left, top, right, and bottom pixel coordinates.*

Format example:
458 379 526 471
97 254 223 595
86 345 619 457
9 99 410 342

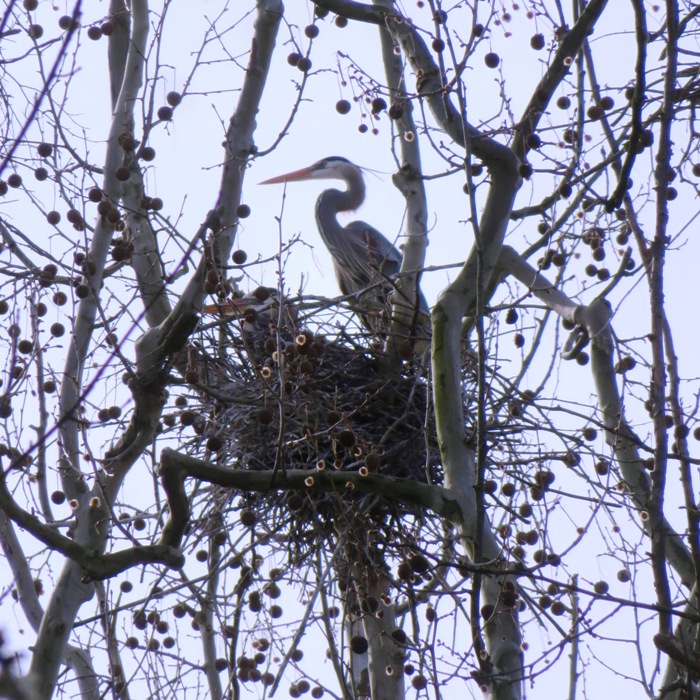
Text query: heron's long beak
259 165 317 185
201 299 246 317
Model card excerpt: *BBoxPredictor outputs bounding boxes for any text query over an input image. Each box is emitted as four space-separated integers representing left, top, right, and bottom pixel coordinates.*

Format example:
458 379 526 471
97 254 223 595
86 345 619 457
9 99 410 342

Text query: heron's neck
314 190 357 256
314 169 366 255
318 182 365 215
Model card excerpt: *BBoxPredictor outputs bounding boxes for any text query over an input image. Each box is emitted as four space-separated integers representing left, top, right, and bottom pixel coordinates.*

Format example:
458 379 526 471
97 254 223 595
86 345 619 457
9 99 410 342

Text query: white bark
22 3 286 696
374 0 430 358
31 2 151 696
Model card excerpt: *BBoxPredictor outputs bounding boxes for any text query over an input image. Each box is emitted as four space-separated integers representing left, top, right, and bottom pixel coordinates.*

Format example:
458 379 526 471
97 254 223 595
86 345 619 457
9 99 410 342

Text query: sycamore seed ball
484 52 500 68
530 33 545 50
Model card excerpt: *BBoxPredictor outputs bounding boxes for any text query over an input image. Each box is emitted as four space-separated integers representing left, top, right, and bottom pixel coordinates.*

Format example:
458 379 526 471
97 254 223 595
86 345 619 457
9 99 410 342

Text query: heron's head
260 156 362 185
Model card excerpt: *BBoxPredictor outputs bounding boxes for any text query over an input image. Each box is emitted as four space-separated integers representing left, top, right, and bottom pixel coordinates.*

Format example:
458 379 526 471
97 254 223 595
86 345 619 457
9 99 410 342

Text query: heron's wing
347 223 430 313
332 222 430 340
339 221 402 288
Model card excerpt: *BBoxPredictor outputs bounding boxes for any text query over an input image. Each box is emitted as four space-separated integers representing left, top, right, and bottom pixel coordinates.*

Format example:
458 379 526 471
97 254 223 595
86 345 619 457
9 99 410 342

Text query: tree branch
498 246 695 588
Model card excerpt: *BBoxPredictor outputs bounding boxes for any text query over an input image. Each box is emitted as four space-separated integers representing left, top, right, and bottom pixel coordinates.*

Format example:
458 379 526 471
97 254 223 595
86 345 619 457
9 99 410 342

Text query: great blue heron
260 156 429 350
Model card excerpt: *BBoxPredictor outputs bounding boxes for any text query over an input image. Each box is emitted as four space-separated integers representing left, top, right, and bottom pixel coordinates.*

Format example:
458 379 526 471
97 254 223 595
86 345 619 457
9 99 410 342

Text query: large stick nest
182 293 450 560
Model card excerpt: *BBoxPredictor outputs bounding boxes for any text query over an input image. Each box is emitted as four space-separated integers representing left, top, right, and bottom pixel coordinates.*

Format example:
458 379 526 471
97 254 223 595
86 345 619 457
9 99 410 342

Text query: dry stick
201 531 223 700
329 7 429 697
646 0 680 639
607 0 648 210
664 308 700 580
107 0 129 108
140 0 286 368
318 548 353 697
95 580 130 700
429 2 497 673
225 559 251 700
105 0 285 512
658 584 700 697
32 317 53 522
123 169 172 327
651 3 700 695
567 576 580 700
269 572 326 696
659 313 700 698
345 585 370 697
